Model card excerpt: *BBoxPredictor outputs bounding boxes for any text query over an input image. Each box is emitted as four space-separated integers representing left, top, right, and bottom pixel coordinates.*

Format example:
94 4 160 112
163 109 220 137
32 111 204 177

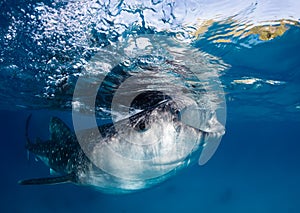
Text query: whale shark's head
72 91 220 193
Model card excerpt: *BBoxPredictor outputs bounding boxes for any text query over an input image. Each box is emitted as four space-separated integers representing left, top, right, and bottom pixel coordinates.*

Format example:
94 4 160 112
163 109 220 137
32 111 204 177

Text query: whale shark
19 92 218 193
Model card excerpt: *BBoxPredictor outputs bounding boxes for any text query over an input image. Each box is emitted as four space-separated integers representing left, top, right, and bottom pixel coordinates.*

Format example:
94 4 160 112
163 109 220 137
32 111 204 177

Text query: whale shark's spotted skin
19 116 91 185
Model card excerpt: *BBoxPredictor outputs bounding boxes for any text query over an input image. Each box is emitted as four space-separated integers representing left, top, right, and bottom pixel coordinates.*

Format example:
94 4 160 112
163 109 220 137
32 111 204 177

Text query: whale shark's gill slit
18 173 75 185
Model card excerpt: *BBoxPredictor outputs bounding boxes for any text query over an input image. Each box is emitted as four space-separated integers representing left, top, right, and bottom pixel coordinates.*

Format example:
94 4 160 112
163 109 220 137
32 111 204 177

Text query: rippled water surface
1 0 299 120
0 0 300 212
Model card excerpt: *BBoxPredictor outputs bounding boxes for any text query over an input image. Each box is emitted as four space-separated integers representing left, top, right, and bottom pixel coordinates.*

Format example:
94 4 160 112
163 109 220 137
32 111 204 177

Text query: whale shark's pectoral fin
18 173 75 185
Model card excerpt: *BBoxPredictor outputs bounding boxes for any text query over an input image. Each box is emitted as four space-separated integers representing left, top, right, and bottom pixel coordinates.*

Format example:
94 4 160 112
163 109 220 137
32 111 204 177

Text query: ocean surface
1 0 300 212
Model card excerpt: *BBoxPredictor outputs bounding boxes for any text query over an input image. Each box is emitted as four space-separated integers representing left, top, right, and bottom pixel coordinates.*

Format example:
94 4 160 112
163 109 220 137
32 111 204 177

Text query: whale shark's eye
134 118 150 132
131 115 151 132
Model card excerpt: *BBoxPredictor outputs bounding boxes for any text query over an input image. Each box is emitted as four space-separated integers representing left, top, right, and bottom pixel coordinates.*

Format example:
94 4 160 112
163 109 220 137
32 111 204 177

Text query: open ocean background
1 0 300 212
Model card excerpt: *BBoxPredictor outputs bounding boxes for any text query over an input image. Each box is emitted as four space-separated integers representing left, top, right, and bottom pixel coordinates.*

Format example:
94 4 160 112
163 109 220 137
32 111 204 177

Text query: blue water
1 0 300 212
